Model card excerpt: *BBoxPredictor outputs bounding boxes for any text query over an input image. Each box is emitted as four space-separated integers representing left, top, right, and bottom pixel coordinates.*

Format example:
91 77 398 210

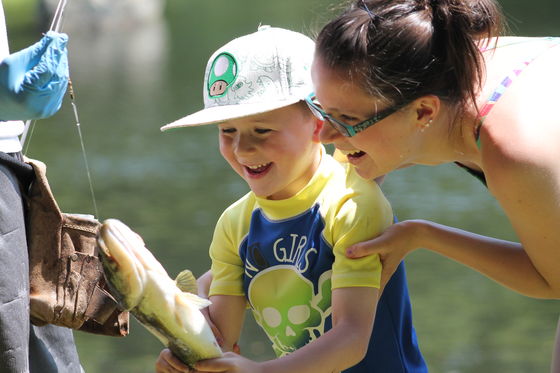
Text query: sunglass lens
327 119 351 137
306 102 324 120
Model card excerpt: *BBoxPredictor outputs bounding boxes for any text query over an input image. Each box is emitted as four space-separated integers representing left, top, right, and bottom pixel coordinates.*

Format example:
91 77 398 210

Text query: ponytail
316 0 504 108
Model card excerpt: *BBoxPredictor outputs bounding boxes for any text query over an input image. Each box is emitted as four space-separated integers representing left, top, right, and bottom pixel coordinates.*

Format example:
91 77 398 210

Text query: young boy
156 26 427 372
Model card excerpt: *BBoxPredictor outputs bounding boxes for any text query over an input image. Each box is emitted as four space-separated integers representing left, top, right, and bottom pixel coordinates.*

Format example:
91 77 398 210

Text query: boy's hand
194 352 262 373
0 31 69 120
155 349 192 373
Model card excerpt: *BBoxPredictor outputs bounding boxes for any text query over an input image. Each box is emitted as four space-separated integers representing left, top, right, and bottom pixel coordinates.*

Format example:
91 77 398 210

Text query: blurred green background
3 0 559 372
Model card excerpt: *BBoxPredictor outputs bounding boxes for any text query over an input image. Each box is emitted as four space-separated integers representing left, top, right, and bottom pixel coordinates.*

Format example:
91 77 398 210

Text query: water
4 0 560 372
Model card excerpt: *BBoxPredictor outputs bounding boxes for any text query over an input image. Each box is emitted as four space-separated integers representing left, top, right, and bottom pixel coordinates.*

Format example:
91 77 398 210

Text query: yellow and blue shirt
209 152 427 372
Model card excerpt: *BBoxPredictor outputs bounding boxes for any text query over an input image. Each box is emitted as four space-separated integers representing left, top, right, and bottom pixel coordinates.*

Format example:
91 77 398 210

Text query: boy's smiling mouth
245 162 273 176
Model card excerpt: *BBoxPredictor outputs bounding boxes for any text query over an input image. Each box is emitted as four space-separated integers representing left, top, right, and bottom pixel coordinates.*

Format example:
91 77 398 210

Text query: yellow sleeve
208 211 245 297
330 182 393 290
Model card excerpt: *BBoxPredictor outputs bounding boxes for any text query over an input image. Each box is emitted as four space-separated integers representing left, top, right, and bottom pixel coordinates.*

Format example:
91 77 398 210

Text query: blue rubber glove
0 31 69 121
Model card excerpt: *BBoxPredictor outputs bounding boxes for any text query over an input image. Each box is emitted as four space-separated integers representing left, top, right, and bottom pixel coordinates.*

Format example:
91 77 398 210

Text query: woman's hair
315 0 504 109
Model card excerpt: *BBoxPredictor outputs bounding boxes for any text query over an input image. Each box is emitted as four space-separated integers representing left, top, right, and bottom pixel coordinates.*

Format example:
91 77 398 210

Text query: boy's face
218 103 322 200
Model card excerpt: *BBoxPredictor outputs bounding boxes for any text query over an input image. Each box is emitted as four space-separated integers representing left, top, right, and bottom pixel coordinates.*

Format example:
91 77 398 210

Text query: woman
307 0 560 370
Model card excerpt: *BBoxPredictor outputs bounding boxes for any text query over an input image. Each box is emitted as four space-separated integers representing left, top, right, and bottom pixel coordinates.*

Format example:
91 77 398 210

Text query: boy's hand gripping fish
96 219 222 367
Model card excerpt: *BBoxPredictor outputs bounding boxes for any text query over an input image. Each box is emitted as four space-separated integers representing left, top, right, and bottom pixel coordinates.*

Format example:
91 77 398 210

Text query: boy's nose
319 121 343 144
234 133 256 155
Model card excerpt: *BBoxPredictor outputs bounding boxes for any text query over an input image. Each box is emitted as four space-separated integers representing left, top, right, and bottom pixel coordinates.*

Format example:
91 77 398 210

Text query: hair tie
360 0 377 22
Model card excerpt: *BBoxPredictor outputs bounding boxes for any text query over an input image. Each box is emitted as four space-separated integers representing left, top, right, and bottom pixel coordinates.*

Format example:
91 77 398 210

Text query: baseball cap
160 25 315 131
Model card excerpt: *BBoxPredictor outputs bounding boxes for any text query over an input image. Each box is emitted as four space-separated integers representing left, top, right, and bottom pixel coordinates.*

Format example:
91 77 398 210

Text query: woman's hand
194 352 262 373
345 220 424 290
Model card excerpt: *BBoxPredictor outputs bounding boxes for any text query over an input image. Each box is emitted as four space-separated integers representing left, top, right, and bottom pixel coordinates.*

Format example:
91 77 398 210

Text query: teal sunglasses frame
304 92 406 137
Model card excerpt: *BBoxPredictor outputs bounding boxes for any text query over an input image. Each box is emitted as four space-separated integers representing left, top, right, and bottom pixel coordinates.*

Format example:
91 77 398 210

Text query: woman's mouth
346 150 366 161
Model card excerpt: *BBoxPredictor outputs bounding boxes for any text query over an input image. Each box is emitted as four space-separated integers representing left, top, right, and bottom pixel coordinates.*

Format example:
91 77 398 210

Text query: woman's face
311 56 418 180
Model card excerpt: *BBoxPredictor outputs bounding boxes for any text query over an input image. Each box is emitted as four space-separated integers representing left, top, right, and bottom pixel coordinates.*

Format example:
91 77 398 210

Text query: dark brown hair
315 0 504 109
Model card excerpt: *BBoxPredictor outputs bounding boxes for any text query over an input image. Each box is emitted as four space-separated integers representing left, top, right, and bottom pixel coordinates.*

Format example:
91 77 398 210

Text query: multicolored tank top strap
475 37 560 148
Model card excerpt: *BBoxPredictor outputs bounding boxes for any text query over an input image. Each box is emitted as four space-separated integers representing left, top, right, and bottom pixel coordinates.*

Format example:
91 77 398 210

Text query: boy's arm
196 287 379 373
208 294 246 352
197 270 212 298
267 286 378 372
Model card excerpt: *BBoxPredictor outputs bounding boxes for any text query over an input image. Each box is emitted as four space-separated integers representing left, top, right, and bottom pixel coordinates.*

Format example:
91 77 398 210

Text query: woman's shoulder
479 35 560 179
481 114 560 197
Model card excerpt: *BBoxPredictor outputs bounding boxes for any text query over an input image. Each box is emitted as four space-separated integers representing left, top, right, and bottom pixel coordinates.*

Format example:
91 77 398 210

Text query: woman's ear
312 118 324 142
413 95 440 128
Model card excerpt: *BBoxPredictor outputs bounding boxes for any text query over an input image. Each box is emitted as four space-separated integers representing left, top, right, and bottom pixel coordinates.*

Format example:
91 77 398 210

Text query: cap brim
160 97 303 131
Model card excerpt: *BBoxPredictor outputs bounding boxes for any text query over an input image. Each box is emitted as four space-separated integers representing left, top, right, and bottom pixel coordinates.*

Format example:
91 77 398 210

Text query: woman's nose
319 121 343 144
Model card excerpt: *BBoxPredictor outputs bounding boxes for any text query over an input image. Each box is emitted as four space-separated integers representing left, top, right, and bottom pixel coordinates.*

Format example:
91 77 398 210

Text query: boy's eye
255 128 272 134
221 128 236 134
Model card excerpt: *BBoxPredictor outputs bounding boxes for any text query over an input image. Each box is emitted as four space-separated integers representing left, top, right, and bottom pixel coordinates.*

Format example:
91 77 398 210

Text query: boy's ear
312 119 324 142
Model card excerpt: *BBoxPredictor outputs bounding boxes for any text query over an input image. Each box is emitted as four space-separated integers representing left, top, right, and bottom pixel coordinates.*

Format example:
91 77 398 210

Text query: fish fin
175 292 211 310
175 269 198 294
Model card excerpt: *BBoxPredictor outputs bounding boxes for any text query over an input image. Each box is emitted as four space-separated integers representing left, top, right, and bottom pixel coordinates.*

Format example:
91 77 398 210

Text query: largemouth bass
97 219 222 367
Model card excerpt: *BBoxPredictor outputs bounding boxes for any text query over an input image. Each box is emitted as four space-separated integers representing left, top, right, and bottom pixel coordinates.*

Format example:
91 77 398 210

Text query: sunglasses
304 93 406 137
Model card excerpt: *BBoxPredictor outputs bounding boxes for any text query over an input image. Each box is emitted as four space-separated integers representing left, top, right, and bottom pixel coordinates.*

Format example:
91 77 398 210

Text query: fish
96 218 222 368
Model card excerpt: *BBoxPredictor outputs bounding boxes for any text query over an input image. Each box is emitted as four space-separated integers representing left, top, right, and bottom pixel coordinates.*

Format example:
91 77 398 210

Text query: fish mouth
97 226 112 258
97 219 148 308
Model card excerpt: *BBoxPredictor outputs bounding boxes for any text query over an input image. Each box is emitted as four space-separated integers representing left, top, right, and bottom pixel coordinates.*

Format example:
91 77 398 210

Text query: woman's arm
195 287 379 373
347 218 558 299
482 133 560 298
413 221 554 298
346 133 560 299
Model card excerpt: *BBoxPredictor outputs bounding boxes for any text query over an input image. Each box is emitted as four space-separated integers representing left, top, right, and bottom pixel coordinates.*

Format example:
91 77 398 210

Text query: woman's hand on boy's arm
345 221 420 291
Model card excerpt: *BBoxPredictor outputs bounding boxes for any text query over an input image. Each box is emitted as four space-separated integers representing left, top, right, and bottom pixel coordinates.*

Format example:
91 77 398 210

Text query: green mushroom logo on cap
207 52 237 98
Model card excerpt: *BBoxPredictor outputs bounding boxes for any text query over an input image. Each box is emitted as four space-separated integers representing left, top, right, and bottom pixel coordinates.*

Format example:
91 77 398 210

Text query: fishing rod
20 0 66 147
20 0 100 219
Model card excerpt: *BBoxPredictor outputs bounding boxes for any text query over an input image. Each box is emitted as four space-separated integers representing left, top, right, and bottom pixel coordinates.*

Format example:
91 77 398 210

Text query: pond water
5 0 560 372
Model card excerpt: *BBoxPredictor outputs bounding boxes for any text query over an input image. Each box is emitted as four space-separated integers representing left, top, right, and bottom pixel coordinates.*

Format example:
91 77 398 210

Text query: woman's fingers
346 236 387 258
345 221 422 291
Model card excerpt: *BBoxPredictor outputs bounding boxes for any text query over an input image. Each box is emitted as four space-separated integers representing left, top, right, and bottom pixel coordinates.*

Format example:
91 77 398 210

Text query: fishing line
21 0 100 219
67 81 99 219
